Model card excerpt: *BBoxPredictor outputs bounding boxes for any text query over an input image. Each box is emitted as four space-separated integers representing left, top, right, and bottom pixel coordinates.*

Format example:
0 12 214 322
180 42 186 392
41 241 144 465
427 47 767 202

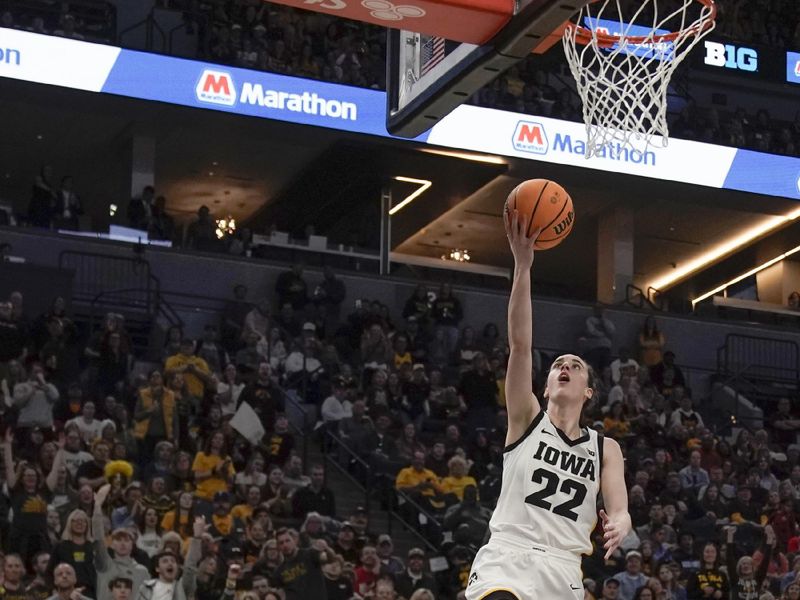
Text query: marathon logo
195 69 358 121
196 69 236 106
512 121 549 154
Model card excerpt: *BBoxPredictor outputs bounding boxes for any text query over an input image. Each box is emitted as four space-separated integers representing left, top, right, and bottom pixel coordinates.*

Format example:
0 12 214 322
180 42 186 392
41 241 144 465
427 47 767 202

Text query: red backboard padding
266 0 515 45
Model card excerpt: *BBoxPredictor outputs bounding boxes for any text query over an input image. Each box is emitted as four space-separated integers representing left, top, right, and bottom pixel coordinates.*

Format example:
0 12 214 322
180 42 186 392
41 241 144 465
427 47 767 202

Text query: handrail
625 283 646 309
323 429 372 515
323 428 439 553
118 9 166 52
165 8 210 55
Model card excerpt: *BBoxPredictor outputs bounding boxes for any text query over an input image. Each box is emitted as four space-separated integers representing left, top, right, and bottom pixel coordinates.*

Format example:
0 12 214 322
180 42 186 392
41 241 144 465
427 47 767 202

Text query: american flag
420 35 446 77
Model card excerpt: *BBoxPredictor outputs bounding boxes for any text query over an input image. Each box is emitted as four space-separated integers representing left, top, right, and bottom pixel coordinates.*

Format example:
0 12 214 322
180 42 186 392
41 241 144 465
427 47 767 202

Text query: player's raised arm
599 437 632 559
504 208 541 447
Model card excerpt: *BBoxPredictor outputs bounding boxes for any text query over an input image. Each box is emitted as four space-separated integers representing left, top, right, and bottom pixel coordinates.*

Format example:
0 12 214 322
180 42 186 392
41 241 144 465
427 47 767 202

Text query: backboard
387 0 592 138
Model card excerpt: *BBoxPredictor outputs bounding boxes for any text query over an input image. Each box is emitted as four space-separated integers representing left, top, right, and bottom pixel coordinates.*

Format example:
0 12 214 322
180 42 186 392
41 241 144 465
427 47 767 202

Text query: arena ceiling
1 77 798 303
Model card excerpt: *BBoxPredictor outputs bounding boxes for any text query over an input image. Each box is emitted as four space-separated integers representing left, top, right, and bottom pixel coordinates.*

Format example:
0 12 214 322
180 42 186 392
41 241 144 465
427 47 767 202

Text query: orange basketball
504 179 575 250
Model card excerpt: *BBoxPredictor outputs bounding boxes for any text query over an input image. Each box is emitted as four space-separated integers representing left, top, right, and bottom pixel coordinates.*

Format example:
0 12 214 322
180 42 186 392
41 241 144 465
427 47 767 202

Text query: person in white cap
613 551 648 600
93 485 150 600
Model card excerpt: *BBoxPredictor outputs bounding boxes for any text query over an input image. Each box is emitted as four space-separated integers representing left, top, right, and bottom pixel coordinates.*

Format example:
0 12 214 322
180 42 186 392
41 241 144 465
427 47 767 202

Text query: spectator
321 555 353 600
54 176 82 230
148 196 175 242
48 564 91 600
28 165 57 229
395 450 443 514
92 484 150 600
196 325 228 375
599 577 621 600
0 301 26 362
651 351 686 397
54 14 84 40
282 454 311 494
769 398 800 446
402 285 431 327
3 431 51 565
313 266 346 320
274 528 332 600
432 283 463 354
375 535 405 576
679 451 710 492
320 376 352 427
685 542 728 600
275 263 309 310
164 338 212 401
394 547 437 598
638 316 665 368
611 348 639 385
243 299 271 342
442 485 491 547
440 455 478 504
614 551 649 600
353 545 387 596
15 363 59 429
292 463 336 518
47 509 95 596
127 186 154 231
788 292 800 310
133 370 177 464
185 206 218 252
1 554 28 600
726 525 774 600
582 304 616 370
459 352 498 432
192 431 235 502
670 393 704 430
137 517 203 600
66 401 104 445
239 362 284 433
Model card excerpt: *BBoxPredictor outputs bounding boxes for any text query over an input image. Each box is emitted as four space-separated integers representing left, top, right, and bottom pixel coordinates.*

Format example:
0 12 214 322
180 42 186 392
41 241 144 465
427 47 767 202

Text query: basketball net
562 0 716 159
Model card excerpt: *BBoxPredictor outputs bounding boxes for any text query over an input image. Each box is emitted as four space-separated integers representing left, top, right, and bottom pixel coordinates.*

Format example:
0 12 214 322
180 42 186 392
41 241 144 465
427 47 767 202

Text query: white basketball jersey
489 411 602 556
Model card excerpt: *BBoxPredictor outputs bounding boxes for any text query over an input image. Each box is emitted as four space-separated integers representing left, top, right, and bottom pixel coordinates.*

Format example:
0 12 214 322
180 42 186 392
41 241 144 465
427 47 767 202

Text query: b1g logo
196 70 237 106
704 41 758 72
513 121 549 155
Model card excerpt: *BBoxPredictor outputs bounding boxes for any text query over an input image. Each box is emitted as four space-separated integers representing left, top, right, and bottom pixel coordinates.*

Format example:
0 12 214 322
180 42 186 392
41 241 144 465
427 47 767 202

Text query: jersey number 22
525 468 587 522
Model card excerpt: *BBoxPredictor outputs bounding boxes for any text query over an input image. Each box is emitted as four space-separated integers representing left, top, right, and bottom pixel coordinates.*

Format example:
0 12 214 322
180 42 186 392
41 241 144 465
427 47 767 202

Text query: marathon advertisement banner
0 26 798 201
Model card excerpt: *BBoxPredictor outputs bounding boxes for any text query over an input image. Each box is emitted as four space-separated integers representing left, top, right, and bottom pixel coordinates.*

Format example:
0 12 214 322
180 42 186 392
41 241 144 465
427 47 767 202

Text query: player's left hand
599 509 625 560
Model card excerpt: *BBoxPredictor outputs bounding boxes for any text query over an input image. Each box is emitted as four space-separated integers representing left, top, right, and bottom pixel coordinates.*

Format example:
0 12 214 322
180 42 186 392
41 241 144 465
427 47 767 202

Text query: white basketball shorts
465 533 584 600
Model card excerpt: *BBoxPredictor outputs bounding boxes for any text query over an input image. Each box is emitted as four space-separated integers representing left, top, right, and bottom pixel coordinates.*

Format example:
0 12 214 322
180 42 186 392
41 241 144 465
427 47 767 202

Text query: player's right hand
504 208 539 269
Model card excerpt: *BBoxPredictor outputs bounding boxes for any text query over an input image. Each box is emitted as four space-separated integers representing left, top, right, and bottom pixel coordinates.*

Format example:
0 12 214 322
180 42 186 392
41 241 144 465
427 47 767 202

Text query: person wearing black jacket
685 542 728 600
395 547 439 599
726 524 774 600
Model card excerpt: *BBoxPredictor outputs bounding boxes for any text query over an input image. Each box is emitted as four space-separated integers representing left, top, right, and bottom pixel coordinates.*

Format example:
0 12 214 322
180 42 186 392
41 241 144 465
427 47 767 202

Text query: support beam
597 207 634 304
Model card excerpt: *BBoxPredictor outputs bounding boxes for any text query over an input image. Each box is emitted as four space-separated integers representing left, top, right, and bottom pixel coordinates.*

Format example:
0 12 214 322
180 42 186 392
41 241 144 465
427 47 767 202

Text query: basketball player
465 209 631 600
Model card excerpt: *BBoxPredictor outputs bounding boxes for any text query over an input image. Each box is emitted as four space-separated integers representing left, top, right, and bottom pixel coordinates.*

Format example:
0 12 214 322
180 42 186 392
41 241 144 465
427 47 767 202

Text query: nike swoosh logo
542 430 555 436
588 450 595 456
570 584 580 590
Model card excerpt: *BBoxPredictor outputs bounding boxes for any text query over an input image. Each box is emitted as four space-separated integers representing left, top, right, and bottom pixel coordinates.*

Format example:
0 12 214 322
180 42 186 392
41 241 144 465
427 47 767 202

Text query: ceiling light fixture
420 148 507 165
442 248 471 262
691 242 800 308
215 216 236 239
389 176 432 215
647 206 800 295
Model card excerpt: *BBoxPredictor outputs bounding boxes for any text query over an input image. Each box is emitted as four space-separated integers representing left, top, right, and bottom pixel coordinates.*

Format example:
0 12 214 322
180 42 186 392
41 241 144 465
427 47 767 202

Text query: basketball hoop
562 0 717 158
